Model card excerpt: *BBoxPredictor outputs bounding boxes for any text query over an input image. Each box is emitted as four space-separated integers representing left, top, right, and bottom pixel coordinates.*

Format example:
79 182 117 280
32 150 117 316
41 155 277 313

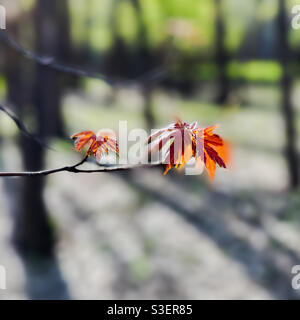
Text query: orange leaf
204 150 216 179
148 119 229 177
71 131 96 152
71 130 119 164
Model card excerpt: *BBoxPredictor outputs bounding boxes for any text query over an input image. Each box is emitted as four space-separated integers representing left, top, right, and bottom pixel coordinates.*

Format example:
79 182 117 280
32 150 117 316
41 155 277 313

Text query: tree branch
0 155 162 177
0 103 51 149
0 30 167 88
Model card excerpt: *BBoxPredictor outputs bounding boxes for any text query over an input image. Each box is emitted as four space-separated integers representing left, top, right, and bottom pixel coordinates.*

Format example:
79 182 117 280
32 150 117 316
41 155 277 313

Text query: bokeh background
1 0 300 299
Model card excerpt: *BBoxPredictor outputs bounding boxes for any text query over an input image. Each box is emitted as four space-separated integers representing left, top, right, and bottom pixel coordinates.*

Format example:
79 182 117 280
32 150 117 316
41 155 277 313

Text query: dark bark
5 0 72 256
104 0 130 77
15 0 73 255
143 87 155 131
278 0 299 188
132 0 155 130
33 0 67 138
3 22 23 108
215 0 229 105
2 10 54 256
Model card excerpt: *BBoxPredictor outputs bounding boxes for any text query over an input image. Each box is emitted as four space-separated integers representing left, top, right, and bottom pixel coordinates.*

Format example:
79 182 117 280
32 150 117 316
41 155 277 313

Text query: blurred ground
1 84 300 299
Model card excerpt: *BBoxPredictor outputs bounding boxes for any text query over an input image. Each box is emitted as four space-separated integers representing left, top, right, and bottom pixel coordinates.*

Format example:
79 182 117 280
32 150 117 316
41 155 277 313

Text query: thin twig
0 103 51 149
0 155 162 177
0 30 168 87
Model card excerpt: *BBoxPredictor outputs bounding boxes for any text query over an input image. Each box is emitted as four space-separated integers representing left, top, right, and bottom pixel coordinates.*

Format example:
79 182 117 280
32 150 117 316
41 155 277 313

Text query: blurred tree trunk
3 12 23 110
106 0 128 76
83 0 93 59
34 0 69 138
56 1 72 64
2 5 54 256
278 0 299 188
142 87 155 131
8 0 71 256
215 0 228 105
131 0 155 130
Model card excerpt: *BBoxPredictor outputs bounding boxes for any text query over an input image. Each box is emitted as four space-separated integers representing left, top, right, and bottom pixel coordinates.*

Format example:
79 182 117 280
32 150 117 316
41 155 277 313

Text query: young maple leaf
148 119 229 177
71 130 119 164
